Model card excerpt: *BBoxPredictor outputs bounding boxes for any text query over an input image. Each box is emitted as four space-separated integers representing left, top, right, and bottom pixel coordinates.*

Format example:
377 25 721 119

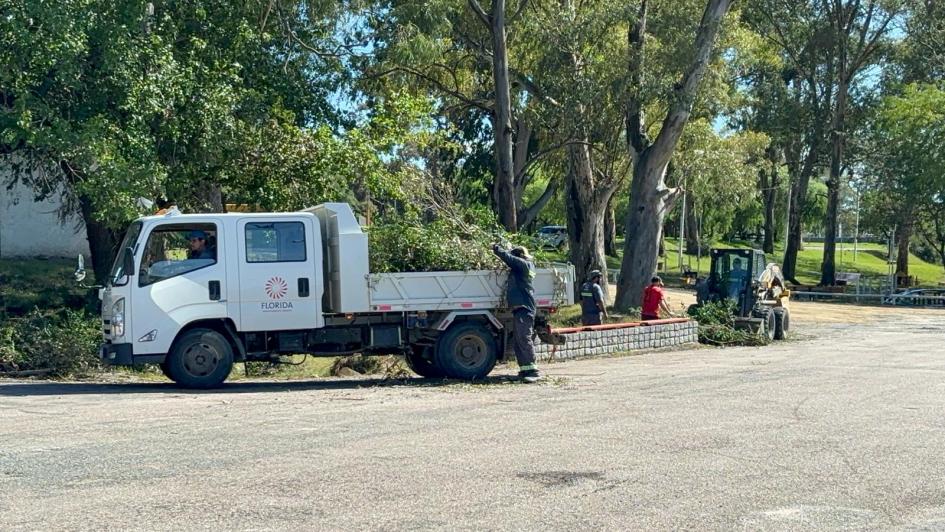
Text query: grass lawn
542 238 945 288
0 257 93 316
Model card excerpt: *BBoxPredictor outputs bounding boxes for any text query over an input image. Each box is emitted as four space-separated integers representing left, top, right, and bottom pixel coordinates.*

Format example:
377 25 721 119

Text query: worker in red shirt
641 276 675 321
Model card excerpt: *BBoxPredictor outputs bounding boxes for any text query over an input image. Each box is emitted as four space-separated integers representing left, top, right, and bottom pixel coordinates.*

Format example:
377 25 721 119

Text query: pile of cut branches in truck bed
367 208 544 273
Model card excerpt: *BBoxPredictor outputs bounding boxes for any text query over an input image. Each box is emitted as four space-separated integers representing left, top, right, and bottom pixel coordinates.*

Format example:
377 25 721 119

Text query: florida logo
265 277 288 300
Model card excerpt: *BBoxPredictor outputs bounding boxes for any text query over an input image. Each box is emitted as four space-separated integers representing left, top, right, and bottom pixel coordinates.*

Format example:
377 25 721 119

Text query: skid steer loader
693 248 791 340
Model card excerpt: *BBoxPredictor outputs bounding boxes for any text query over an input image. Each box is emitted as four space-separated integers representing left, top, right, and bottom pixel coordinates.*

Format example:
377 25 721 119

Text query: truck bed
367 263 575 312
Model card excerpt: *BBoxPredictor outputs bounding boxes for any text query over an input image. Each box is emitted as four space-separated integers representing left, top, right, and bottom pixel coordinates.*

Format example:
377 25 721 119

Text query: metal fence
792 288 945 307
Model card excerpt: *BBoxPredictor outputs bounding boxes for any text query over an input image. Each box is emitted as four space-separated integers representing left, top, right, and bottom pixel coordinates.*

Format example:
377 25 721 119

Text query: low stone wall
535 319 699 362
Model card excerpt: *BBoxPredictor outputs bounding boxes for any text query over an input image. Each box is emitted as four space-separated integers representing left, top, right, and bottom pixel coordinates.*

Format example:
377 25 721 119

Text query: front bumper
100 343 134 365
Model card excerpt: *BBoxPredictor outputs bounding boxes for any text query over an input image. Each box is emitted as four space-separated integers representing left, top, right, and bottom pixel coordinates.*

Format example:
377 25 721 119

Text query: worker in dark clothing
493 243 541 383
580 270 608 326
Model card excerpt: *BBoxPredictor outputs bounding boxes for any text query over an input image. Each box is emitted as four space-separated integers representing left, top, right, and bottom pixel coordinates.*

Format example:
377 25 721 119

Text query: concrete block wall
535 320 699 362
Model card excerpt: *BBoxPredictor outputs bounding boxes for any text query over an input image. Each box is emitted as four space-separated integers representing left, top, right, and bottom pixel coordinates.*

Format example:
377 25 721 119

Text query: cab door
132 221 226 356
236 217 321 331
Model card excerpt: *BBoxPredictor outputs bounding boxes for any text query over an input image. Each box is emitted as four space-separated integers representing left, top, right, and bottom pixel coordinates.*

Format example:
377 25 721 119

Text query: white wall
0 174 90 259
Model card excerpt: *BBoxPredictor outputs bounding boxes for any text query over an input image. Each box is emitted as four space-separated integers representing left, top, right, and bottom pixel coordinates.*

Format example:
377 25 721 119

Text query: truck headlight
111 298 125 337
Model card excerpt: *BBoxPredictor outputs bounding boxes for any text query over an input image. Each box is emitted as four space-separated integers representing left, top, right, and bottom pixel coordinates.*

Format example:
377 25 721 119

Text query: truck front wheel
166 328 234 388
435 322 497 380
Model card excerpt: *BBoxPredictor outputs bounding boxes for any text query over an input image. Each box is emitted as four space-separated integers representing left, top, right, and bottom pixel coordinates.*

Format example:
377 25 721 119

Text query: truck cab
92 204 574 388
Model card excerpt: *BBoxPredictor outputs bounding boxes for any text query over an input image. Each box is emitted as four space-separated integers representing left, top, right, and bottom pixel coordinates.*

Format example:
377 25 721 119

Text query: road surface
1 305 944 530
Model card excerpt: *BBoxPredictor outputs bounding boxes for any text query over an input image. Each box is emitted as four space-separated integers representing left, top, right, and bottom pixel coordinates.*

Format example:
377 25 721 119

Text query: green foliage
687 300 770 347
0 309 101 376
0 0 362 224
367 206 547 272
673 119 770 242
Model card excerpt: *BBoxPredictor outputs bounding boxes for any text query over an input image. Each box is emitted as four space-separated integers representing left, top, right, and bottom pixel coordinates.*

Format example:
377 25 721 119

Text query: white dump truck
81 203 574 388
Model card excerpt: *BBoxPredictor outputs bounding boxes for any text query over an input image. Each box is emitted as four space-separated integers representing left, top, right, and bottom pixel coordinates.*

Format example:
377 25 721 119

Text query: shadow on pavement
0 375 523 397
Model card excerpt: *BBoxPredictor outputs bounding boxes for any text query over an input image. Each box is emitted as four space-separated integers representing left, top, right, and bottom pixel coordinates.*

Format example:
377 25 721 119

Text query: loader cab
707 248 767 316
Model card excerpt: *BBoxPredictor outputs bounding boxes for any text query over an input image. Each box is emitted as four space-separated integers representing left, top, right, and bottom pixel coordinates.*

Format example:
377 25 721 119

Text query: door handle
209 280 221 301
298 277 310 298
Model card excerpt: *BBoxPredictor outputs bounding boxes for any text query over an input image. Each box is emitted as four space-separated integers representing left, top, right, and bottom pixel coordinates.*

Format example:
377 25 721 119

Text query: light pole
853 187 860 262
678 190 686 273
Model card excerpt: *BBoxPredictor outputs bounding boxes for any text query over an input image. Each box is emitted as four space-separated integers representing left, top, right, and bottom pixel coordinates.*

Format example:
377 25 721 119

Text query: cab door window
245 222 306 263
139 223 218 286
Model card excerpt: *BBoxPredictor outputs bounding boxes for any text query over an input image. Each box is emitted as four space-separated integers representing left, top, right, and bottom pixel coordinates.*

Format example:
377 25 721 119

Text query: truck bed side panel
367 264 575 312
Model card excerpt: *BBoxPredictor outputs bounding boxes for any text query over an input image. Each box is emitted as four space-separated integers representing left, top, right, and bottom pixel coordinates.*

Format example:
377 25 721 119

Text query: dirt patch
655 287 942 326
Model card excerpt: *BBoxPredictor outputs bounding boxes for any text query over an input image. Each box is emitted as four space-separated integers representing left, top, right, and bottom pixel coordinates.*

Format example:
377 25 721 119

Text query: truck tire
773 307 790 340
166 328 234 388
159 361 173 380
435 322 497 380
405 345 444 378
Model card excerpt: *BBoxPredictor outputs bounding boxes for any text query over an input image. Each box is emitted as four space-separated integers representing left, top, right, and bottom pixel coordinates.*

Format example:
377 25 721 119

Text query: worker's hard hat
588 270 602 280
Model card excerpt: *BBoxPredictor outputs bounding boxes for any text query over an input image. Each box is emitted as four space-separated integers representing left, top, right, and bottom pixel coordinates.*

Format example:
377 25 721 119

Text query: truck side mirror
74 254 87 283
123 247 135 277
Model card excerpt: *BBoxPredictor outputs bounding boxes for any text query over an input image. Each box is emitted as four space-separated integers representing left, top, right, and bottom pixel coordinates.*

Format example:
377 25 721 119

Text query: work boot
518 369 542 383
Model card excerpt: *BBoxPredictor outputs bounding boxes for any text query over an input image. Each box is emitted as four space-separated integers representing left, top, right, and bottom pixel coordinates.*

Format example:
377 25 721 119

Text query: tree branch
509 0 529 24
517 177 558 229
369 67 493 112
649 0 732 170
468 0 490 27
626 0 649 157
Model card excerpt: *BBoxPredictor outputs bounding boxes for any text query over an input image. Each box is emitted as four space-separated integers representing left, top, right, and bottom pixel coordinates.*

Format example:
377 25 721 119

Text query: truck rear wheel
166 328 234 389
435 322 497 380
405 345 444 378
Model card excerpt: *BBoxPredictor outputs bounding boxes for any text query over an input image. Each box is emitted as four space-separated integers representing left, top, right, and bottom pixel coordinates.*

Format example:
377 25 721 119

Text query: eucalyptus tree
519 0 637 288
817 0 903 286
863 84 945 279
614 0 735 310
366 0 559 231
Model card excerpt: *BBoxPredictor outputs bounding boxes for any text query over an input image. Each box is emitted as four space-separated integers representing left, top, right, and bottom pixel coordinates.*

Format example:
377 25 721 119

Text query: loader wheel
773 307 790 340
405 345 444 378
435 322 497 380
762 310 776 341
166 328 234 389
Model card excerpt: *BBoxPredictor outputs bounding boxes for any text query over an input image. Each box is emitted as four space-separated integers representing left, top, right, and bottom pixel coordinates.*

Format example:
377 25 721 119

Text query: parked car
892 288 945 306
537 225 568 250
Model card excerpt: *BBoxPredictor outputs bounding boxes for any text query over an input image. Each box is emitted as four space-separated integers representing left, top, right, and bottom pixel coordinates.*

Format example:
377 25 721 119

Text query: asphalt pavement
1 311 944 531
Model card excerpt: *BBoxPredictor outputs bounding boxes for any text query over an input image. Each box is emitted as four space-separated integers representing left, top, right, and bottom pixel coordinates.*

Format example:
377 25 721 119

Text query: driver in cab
727 258 748 300
187 230 215 260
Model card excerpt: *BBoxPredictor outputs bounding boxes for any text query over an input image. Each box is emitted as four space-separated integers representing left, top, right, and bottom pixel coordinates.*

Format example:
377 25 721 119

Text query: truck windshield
109 222 142 285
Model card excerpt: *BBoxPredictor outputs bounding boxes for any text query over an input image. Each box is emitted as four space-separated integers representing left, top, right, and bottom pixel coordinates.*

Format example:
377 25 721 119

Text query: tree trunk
895 214 914 282
77 193 120 285
820 78 847 286
782 140 819 283
482 0 517 232
604 205 618 257
565 143 609 296
58 160 120 284
761 162 778 255
517 177 557 230
616 153 668 309
615 0 732 310
685 193 700 255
